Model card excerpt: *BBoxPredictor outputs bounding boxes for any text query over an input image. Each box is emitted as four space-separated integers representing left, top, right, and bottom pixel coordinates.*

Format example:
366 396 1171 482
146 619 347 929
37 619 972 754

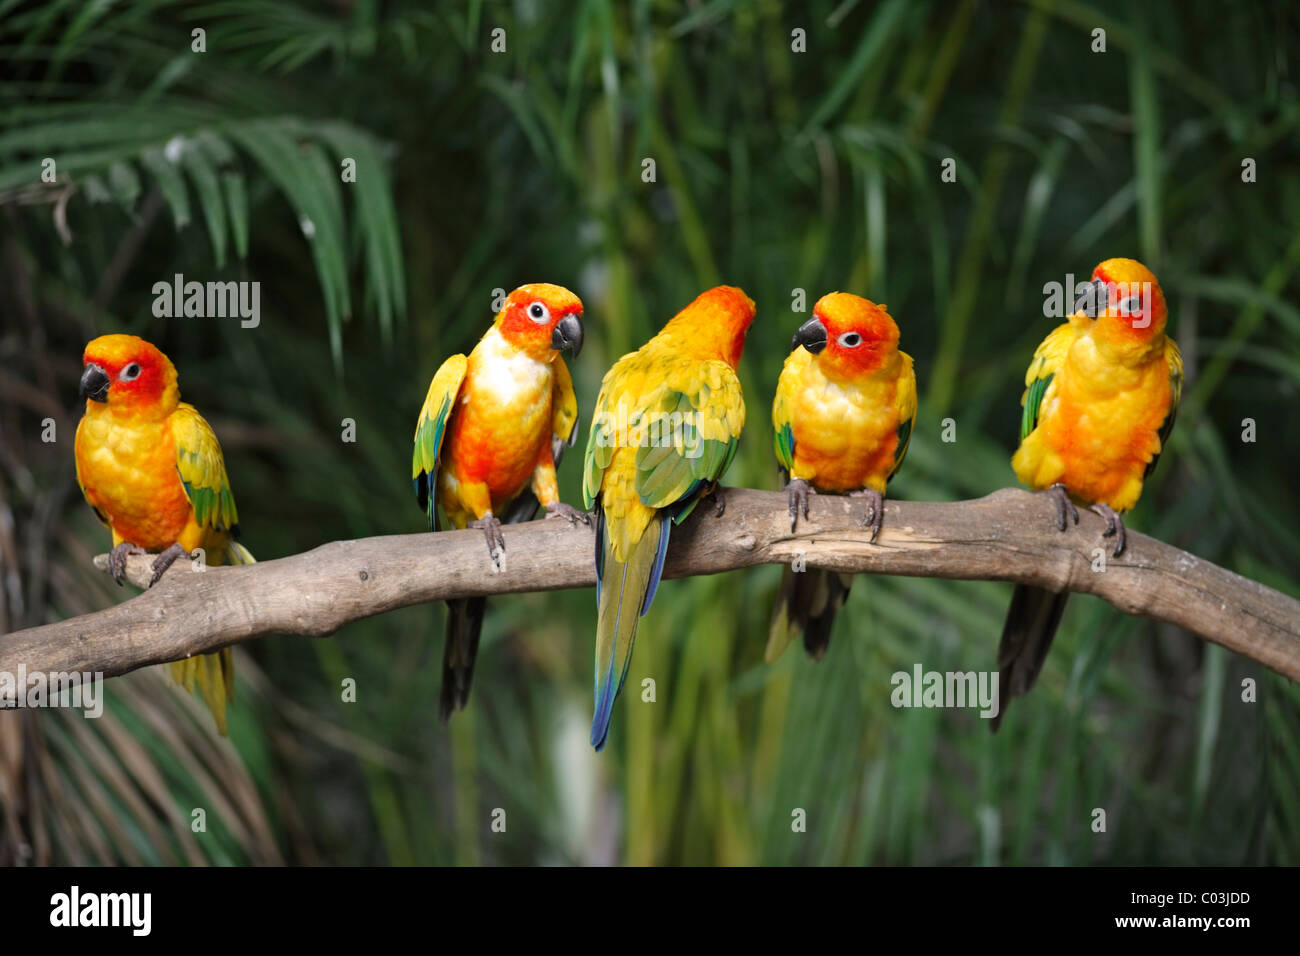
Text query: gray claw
148 543 188 586
850 488 886 542
545 501 592 526
786 479 813 532
1089 502 1127 557
1046 483 1080 531
109 541 144 586
470 514 506 569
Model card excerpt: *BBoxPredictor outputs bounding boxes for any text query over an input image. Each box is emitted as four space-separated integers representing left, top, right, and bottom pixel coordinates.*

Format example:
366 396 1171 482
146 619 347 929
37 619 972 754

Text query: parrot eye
527 302 551 324
837 332 862 348
120 363 141 381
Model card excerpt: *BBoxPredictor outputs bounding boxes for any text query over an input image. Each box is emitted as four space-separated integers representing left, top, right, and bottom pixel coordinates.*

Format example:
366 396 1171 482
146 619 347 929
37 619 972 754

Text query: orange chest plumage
1038 346 1172 504
783 361 904 493
440 335 555 504
75 410 194 549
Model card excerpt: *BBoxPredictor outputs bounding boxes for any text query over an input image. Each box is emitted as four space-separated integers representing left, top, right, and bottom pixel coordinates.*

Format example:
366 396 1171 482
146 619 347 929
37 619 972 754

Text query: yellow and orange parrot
768 293 917 660
581 285 756 750
995 257 1182 729
74 334 254 734
413 283 587 720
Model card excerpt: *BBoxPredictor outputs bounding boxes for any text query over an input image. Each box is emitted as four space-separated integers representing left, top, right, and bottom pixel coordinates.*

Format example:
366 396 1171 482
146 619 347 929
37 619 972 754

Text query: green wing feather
773 422 795 473
171 403 239 534
1021 372 1053 441
412 353 469 530
585 358 745 515
551 355 580 452
634 372 744 513
890 417 914 482
582 382 615 511
889 352 918 481
771 355 799 473
1019 323 1075 441
1145 338 1184 478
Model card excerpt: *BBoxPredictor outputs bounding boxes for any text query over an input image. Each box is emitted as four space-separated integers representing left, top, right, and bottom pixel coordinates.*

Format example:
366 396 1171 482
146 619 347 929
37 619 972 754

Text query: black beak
791 317 827 354
1073 278 1110 318
79 364 110 403
552 313 584 358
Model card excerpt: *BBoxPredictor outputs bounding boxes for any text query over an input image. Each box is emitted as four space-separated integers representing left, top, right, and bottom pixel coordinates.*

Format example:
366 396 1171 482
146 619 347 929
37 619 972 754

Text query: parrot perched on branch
74 334 254 734
582 285 756 751
412 283 587 720
995 257 1182 730
767 293 917 661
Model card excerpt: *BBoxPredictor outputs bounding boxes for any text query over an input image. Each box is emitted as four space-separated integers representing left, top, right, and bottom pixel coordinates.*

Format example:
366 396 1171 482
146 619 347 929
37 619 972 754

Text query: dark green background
1 0 1297 865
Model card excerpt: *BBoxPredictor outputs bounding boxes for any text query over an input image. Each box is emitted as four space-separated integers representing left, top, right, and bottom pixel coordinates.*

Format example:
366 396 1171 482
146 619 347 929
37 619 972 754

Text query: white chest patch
470 327 550 406
811 378 860 415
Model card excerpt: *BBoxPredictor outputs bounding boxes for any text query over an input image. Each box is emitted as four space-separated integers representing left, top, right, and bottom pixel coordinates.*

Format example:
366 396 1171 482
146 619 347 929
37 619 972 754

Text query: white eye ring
119 363 141 381
837 332 862 347
1118 296 1142 313
527 302 550 324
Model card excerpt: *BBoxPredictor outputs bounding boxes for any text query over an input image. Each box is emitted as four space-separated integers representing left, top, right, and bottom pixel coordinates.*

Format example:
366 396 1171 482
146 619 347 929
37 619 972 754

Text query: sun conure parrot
768 293 917 661
412 283 587 720
74 334 254 734
582 285 756 751
994 257 1182 730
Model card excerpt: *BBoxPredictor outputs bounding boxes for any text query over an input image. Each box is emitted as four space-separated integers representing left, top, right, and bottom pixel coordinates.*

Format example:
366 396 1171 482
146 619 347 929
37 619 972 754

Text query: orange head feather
496 283 585 359
792 292 899 377
80 334 179 417
659 285 757 369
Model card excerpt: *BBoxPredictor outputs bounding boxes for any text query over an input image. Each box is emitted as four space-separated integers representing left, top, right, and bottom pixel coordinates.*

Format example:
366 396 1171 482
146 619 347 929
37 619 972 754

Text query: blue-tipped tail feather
590 514 669 750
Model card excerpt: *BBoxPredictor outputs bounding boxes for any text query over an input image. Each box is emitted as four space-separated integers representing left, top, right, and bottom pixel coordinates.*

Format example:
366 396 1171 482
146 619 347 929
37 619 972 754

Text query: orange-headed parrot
74 334 254 734
412 283 587 720
995 257 1183 729
582 285 756 750
768 293 917 660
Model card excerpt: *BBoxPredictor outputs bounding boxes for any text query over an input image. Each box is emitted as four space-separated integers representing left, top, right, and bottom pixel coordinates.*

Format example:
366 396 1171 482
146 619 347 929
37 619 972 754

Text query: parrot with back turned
994 257 1182 730
74 334 254 734
768 293 917 661
412 283 587 720
582 285 756 751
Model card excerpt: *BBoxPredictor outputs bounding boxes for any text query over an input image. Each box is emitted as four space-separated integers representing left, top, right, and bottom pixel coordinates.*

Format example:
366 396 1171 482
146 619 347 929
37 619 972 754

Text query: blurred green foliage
1 0 1298 865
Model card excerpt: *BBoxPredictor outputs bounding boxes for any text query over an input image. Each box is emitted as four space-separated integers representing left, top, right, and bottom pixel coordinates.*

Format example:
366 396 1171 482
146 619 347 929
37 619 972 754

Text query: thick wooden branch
3 488 1298 682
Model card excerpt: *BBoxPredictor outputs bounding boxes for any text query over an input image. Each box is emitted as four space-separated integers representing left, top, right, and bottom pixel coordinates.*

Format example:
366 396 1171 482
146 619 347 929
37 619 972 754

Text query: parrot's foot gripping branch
1043 483 1080 532
706 484 727 518
469 514 507 571
1090 502 1127 557
148 542 189 586
109 541 146 586
786 479 814 532
850 488 886 542
544 501 592 526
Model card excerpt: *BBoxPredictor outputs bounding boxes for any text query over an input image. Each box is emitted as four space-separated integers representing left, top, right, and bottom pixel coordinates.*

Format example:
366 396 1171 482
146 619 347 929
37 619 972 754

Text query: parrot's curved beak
79 364 110 403
791 317 827 354
1073 277 1110 319
552 313 584 358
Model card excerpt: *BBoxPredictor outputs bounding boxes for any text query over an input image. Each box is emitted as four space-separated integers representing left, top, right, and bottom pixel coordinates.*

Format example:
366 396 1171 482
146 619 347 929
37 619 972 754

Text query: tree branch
3 488 1298 682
